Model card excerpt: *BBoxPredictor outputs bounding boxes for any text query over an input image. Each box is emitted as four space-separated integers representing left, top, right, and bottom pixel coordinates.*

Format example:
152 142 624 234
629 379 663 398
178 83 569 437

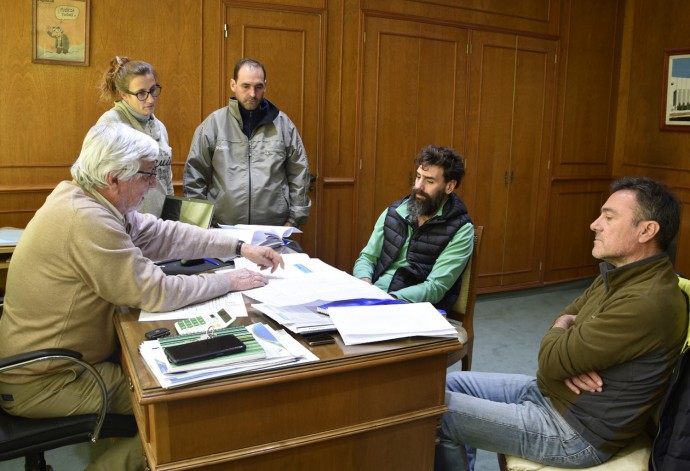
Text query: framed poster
32 0 90 66
660 48 690 131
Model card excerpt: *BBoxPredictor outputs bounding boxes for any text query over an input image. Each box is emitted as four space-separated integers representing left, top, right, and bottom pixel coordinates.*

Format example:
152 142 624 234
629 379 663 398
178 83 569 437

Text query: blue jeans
435 372 606 471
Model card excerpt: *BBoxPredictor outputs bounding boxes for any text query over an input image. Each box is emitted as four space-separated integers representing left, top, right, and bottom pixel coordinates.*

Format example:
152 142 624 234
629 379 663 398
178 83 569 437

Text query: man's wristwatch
235 240 244 256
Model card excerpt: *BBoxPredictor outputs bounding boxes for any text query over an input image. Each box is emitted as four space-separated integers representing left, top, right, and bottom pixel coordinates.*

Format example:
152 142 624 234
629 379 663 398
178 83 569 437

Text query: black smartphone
302 332 335 346
145 327 171 340
164 334 246 365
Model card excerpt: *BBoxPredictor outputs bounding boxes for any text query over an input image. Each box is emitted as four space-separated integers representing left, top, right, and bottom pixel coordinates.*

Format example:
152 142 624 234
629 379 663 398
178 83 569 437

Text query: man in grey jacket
183 58 311 227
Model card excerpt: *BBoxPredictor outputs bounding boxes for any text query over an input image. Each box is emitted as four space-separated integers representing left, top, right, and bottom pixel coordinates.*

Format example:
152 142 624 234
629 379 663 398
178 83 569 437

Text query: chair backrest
0 349 137 466
448 225 483 325
678 276 690 352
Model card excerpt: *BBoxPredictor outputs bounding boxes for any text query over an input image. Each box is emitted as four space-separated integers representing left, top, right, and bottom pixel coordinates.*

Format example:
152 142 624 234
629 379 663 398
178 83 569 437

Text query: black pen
204 258 220 266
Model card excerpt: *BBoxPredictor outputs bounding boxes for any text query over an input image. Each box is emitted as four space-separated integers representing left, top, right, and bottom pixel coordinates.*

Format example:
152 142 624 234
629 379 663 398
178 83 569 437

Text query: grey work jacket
183 98 311 226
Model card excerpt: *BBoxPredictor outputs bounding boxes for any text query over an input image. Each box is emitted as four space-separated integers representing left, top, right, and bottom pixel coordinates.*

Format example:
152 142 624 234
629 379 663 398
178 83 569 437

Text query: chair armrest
0 348 82 370
0 348 109 442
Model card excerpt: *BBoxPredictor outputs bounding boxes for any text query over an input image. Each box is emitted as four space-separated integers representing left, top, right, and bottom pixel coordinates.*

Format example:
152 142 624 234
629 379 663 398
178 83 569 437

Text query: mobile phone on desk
302 332 335 346
164 334 246 365
174 309 236 335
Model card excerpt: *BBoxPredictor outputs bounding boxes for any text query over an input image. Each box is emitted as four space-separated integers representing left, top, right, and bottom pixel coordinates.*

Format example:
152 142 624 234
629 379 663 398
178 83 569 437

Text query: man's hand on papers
226 268 269 291
359 277 373 285
243 245 285 273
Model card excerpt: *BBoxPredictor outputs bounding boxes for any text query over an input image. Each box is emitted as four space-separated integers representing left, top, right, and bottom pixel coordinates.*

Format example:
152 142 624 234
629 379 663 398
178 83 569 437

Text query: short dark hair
610 176 681 252
414 145 465 186
233 58 266 81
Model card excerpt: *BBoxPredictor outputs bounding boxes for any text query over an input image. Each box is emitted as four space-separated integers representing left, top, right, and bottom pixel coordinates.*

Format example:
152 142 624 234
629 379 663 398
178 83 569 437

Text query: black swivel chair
0 349 137 471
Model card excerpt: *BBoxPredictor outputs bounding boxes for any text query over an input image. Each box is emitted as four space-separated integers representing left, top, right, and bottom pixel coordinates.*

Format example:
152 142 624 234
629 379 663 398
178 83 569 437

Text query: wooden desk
115 309 460 470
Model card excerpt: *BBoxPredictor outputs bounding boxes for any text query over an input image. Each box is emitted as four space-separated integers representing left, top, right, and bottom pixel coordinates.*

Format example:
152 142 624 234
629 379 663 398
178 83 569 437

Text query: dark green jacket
537 254 687 457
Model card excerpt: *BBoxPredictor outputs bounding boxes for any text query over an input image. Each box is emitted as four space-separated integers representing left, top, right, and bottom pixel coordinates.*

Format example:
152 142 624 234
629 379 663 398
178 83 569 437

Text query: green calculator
174 309 236 335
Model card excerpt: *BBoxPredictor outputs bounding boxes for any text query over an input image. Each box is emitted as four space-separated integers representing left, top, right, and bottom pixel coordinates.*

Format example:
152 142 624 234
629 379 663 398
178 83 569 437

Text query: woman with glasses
97 55 173 216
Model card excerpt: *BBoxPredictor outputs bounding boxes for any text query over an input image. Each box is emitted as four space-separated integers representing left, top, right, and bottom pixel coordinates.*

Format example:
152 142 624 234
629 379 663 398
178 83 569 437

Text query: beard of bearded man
407 187 446 222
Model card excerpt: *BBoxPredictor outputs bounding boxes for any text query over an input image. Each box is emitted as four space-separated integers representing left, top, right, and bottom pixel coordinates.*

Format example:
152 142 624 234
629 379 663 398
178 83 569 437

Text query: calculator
174 309 236 335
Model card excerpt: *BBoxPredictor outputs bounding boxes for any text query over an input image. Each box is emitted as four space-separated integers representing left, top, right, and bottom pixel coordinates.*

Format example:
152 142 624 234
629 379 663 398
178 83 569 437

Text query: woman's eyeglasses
124 85 162 101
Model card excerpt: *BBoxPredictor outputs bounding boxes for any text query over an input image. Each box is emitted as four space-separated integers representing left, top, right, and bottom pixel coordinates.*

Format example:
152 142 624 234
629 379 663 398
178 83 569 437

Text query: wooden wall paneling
321 0 361 267
465 31 516 288
615 0 690 187
357 16 469 257
132 2 205 186
201 0 224 118
0 0 204 230
223 3 325 256
362 0 560 37
319 183 357 269
500 35 556 287
543 179 608 283
50 0 201 188
0 190 54 230
467 31 556 291
0 0 94 208
552 0 622 177
611 0 690 284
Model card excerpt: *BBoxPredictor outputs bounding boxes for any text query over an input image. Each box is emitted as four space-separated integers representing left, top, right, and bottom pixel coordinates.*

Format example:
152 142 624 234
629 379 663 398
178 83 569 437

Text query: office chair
447 225 484 370
0 349 137 471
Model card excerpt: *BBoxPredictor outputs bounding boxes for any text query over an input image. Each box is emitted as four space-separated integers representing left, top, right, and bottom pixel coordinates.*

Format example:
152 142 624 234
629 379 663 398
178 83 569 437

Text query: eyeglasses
136 170 158 184
124 84 162 101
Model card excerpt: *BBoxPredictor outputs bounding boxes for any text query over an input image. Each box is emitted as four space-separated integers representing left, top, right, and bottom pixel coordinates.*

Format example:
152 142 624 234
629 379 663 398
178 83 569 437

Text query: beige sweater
0 181 239 383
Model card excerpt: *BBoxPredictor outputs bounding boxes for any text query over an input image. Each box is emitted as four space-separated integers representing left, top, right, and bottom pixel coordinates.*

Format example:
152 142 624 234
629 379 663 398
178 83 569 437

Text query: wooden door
358 16 470 253
466 31 556 290
224 5 323 255
502 36 556 287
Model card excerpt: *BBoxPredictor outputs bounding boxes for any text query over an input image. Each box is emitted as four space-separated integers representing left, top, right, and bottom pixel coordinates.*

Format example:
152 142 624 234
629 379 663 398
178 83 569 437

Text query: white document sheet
233 254 392 306
138 292 248 322
234 253 331 278
327 302 458 345
246 271 391 306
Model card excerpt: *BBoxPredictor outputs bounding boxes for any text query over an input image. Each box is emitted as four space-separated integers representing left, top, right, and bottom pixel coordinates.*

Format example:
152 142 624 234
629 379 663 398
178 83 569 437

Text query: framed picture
660 48 690 131
32 0 90 66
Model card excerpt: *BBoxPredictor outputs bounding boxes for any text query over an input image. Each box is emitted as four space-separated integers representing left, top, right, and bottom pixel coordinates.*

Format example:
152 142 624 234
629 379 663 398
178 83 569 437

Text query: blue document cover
317 298 404 314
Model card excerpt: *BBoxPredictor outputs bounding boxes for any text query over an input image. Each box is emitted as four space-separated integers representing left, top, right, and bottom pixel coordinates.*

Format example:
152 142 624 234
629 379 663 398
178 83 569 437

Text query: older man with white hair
0 122 283 470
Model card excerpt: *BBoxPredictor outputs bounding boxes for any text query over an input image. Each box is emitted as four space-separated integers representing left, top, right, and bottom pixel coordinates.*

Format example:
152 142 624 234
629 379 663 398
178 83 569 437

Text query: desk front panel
116 309 459 470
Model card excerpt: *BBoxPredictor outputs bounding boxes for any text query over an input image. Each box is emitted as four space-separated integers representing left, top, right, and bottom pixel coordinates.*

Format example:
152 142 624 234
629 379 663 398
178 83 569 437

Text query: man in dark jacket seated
353 145 474 311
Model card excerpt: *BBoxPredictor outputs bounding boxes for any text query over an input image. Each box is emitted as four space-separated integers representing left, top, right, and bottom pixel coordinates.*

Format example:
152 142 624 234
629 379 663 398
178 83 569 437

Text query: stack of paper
157 326 267 373
139 323 318 388
253 301 336 335
327 302 458 345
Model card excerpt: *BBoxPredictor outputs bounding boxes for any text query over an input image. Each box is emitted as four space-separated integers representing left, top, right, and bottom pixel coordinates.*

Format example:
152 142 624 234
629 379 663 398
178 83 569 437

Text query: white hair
71 123 158 189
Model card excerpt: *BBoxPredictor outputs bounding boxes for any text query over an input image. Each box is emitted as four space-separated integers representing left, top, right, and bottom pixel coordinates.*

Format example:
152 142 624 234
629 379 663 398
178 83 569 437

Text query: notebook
160 195 215 229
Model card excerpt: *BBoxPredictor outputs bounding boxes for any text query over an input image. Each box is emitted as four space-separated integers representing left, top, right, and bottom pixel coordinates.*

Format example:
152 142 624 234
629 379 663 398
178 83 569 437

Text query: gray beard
407 190 445 222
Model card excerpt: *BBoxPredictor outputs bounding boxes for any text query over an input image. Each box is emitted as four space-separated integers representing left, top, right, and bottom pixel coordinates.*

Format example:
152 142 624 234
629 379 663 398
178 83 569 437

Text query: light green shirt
353 200 473 304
